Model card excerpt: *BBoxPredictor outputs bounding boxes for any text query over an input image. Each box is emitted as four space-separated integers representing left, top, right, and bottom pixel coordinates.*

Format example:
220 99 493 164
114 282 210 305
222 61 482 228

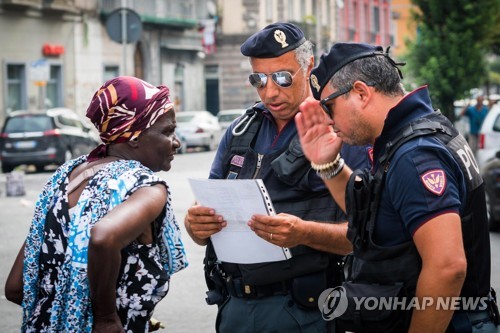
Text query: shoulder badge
274 30 289 48
420 169 446 196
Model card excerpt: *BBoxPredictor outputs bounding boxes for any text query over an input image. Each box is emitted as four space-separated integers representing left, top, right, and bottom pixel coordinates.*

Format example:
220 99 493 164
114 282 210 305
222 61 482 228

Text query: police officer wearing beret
296 42 497 332
185 24 370 332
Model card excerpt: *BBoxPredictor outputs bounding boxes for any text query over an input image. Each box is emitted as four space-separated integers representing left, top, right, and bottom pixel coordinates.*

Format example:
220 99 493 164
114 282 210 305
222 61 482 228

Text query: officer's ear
352 81 373 107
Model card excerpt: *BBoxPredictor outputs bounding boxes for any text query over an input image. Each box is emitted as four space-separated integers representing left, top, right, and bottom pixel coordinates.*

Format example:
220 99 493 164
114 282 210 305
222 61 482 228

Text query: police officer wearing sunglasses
184 23 371 332
296 43 497 332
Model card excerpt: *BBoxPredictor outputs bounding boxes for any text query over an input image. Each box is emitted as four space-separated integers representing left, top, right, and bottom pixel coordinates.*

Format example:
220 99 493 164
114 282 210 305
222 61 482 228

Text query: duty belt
224 276 291 299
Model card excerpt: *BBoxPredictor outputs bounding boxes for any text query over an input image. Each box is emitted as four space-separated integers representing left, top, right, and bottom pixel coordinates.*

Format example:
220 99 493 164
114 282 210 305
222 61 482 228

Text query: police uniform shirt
209 108 370 185
372 87 466 246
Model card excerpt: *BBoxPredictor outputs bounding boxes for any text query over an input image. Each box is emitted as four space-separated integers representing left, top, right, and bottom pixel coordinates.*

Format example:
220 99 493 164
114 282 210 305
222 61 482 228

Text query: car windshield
4 115 52 133
176 114 196 123
218 114 241 122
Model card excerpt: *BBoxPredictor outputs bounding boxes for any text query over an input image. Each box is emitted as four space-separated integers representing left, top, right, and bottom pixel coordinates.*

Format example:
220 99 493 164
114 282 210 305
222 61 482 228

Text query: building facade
208 0 397 112
0 0 406 124
0 0 210 124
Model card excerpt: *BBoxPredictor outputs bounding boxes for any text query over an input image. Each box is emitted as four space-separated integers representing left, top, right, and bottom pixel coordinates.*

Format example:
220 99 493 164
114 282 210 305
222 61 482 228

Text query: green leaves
406 0 498 121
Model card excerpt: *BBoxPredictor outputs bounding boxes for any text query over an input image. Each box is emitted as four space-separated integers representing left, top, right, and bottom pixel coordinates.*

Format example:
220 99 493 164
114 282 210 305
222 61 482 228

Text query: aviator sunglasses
248 67 303 89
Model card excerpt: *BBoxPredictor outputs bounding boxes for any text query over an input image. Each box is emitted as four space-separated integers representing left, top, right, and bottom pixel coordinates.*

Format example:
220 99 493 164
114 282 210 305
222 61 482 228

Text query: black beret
241 22 306 58
310 43 384 100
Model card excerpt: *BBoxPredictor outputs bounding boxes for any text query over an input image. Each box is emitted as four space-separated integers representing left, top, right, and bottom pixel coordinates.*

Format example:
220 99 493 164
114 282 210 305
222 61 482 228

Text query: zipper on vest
252 154 264 179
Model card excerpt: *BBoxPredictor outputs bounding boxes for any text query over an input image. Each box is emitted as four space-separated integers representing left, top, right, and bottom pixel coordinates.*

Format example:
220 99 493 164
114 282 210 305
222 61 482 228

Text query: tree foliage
405 0 499 121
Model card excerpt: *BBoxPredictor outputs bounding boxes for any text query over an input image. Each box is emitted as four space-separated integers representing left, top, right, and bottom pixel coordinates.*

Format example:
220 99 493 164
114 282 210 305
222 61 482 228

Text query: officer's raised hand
185 204 227 246
296 97 343 164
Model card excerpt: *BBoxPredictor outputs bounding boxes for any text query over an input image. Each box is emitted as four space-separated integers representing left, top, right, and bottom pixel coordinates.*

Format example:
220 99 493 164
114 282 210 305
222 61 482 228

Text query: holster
204 241 228 306
291 270 329 309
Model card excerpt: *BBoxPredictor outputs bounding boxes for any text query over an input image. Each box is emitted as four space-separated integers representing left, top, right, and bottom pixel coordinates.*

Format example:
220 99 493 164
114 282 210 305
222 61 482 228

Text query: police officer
184 24 370 332
296 42 496 332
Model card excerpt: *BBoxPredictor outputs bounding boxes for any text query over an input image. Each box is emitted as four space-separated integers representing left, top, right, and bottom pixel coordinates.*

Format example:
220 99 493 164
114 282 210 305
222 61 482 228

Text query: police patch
230 155 245 167
420 169 446 196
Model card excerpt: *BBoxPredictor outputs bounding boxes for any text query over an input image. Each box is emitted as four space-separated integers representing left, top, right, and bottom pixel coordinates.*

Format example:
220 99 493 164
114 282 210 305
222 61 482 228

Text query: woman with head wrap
5 76 188 333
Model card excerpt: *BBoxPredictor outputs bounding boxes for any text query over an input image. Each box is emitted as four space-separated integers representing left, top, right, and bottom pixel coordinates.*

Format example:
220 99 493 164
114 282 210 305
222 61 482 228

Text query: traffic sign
29 58 50 85
105 8 142 44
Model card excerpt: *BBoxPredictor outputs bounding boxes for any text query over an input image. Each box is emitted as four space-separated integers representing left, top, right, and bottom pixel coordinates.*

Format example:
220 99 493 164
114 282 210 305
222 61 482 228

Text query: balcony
1 0 79 13
99 0 202 29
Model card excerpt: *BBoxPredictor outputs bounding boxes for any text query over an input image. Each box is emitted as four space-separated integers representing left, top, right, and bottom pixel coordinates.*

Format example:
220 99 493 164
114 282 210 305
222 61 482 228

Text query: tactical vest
207 102 345 285
345 111 490 298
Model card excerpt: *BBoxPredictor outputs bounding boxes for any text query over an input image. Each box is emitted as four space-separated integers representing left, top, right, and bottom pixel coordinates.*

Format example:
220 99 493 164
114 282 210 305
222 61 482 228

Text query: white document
188 178 292 264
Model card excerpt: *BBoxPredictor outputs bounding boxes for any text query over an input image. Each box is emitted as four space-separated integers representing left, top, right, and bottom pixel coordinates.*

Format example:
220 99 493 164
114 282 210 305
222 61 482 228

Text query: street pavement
0 151 218 332
1 150 500 332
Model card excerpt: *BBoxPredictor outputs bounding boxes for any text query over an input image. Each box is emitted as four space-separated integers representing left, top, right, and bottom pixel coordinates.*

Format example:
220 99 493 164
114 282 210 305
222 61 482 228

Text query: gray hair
294 40 314 71
330 55 406 97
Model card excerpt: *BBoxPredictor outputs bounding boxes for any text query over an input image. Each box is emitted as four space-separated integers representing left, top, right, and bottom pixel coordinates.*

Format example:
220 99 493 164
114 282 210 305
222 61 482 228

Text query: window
174 63 185 111
4 115 52 133
5 64 27 113
266 0 273 21
326 0 331 27
104 65 119 82
46 65 62 108
373 7 380 33
493 114 500 132
56 115 81 129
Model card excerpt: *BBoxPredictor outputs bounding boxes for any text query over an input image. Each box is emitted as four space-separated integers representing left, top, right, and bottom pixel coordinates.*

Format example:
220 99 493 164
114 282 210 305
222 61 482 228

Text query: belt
447 307 495 332
224 276 291 299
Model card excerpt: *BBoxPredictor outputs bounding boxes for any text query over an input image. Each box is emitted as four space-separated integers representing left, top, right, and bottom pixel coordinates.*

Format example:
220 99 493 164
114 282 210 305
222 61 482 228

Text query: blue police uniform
370 86 493 332
211 108 371 180
341 86 494 333
208 105 370 333
308 42 495 333
373 87 466 245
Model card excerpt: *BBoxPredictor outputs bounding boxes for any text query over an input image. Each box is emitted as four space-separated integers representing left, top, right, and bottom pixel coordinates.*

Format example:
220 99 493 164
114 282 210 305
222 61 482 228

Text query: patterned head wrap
86 76 173 161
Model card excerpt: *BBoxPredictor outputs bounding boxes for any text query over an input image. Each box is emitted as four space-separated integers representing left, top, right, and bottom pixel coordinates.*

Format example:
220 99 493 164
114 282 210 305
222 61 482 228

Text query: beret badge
310 74 321 93
274 30 289 48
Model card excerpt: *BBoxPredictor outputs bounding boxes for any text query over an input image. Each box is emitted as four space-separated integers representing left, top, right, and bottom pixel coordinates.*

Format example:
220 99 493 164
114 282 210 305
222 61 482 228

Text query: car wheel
35 165 45 173
58 149 73 165
486 192 500 231
177 138 187 154
64 149 73 163
1 163 14 173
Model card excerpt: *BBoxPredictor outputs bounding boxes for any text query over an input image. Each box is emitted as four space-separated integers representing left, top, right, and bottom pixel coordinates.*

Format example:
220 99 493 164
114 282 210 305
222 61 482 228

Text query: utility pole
121 0 128 75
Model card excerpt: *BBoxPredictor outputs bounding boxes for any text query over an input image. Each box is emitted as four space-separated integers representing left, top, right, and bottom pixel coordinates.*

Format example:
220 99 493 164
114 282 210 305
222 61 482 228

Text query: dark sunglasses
248 67 303 88
320 82 375 118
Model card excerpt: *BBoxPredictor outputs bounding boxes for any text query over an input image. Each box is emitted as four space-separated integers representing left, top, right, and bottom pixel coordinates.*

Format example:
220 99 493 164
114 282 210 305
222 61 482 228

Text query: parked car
175 130 188 154
477 103 500 169
175 111 222 151
217 109 245 130
454 99 470 140
0 108 100 173
482 150 500 231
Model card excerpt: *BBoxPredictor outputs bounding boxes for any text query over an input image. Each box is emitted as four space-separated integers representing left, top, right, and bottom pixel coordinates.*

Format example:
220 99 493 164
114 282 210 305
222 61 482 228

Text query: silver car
175 111 222 151
217 109 245 131
477 103 500 168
